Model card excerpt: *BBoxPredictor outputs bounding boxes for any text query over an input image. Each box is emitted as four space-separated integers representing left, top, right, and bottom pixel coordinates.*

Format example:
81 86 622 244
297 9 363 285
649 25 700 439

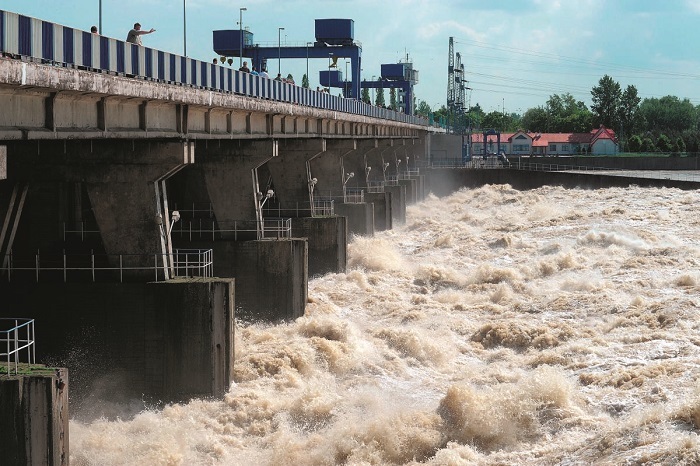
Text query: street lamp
306 42 313 86
239 7 247 68
99 0 103 37
183 0 187 56
278 27 285 76
328 53 333 89
371 75 376 104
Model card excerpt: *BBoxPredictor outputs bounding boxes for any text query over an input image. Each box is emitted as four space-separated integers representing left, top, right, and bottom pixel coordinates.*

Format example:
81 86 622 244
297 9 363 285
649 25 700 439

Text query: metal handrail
367 181 385 193
62 222 100 241
2 249 213 283
172 218 292 240
0 318 36 376
172 203 215 219
263 200 335 218
344 188 365 204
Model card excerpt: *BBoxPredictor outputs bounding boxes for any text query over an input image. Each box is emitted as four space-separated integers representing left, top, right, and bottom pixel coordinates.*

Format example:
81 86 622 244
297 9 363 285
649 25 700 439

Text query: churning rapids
71 184 700 465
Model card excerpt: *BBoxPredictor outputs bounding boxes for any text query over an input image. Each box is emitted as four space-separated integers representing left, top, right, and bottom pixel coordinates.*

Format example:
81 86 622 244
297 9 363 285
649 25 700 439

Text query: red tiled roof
470 127 616 145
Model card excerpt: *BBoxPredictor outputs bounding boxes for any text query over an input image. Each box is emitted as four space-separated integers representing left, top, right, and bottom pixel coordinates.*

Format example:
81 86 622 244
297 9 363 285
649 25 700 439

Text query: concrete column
184 239 307 321
0 368 69 466
385 184 406 225
151 278 235 400
186 139 278 225
267 138 326 212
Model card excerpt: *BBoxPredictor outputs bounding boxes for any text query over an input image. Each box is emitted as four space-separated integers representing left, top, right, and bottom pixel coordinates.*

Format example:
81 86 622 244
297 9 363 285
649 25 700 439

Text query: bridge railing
0 9 429 127
0 318 36 377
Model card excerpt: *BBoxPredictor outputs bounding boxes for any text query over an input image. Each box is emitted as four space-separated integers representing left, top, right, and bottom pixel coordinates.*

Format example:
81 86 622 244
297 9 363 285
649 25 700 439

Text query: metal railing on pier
2 249 213 283
429 156 510 169
263 199 335 218
0 318 36 377
172 218 292 241
366 181 385 193
344 188 365 204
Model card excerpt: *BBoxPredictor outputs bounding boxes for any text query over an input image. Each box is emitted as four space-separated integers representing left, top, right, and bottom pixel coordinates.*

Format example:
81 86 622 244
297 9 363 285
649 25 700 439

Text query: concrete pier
0 279 235 403
0 367 69 466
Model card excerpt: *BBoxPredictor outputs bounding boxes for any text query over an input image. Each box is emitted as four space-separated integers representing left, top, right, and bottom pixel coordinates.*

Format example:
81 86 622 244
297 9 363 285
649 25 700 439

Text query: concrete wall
385 184 406 225
292 216 347 277
429 134 463 162
424 168 700 198
0 368 69 466
0 279 235 406
508 155 700 170
186 239 308 322
365 192 392 231
335 203 374 237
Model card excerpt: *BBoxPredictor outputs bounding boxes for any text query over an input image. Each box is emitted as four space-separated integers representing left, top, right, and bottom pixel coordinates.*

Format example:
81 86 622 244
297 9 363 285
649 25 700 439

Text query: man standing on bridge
126 23 156 45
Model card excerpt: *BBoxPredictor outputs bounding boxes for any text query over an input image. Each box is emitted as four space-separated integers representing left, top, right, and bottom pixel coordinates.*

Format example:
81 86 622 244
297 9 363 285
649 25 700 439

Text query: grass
0 363 60 377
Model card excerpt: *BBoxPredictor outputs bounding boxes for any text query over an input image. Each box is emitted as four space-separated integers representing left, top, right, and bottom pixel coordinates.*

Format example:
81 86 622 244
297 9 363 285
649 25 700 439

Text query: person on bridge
126 23 156 45
239 61 250 73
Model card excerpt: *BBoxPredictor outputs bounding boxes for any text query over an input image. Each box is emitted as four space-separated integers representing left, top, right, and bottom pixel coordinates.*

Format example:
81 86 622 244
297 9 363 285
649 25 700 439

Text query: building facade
470 126 618 156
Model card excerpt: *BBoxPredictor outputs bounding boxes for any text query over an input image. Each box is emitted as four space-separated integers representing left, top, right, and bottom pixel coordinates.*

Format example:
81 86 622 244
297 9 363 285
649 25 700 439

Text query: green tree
466 104 484 129
361 87 371 104
301 74 310 89
637 96 698 133
591 74 622 128
521 107 548 132
657 134 673 152
389 88 397 110
675 136 686 153
415 100 431 117
375 86 386 107
619 85 641 135
482 110 506 130
641 136 656 152
628 134 643 152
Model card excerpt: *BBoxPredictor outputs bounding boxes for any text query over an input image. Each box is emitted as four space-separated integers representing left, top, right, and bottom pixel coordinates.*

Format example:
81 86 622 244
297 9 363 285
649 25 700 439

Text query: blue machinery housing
0 10 428 127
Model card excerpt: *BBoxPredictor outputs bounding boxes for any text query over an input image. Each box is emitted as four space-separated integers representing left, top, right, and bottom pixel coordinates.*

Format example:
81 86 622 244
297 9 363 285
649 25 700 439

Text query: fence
512 162 700 182
1 249 213 282
0 318 35 376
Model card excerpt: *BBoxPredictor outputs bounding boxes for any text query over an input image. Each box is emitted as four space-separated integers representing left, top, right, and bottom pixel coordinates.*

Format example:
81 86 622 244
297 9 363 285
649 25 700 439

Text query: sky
3 0 700 116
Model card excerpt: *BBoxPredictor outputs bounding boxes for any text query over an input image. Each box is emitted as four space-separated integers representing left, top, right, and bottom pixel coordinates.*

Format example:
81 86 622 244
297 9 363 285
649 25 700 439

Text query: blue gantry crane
359 60 419 115
213 19 362 100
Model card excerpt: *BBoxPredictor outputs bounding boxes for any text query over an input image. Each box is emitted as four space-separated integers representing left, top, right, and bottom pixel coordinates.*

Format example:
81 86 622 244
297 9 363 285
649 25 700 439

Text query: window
515 134 527 140
549 144 557 151
562 144 570 152
513 144 529 151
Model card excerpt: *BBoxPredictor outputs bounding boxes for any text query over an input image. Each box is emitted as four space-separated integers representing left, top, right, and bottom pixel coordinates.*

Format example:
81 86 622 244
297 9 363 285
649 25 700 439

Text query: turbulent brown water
71 184 700 465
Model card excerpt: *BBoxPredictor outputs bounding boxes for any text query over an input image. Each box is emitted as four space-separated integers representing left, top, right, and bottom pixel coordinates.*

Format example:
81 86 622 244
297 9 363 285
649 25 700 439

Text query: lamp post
371 75 376 104
306 42 313 86
183 0 187 56
328 53 333 89
239 7 247 68
278 27 284 76
99 0 103 37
